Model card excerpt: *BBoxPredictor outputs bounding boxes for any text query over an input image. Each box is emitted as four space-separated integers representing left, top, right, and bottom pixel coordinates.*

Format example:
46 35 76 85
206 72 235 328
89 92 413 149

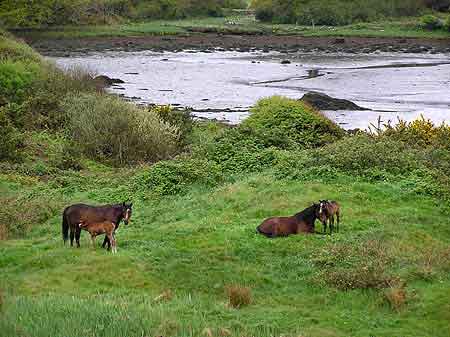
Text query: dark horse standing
62 202 133 248
256 203 321 238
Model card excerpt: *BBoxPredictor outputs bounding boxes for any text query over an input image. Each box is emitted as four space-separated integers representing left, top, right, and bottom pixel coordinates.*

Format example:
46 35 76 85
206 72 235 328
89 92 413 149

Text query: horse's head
317 200 328 223
121 202 133 225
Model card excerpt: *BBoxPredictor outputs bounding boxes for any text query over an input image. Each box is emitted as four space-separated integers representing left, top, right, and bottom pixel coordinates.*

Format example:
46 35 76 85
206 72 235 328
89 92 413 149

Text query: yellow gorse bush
378 115 450 148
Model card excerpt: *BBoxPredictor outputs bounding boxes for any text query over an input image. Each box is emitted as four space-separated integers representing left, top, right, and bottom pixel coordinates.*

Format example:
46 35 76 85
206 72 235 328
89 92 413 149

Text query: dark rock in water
161 58 169 61
125 72 139 75
281 60 291 64
94 75 125 87
300 91 369 111
139 88 149 91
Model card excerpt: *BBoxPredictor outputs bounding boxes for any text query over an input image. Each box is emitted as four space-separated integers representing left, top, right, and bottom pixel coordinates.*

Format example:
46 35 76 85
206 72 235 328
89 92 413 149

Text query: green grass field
1 161 449 337
12 15 450 40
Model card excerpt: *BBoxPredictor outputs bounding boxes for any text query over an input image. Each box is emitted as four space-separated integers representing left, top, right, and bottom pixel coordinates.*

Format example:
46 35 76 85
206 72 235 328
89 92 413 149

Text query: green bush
0 0 228 27
151 105 193 148
0 34 42 63
252 0 425 25
0 60 40 106
241 96 344 149
63 93 180 165
21 64 97 130
420 14 443 30
0 108 22 161
314 135 421 176
444 15 450 31
134 158 224 196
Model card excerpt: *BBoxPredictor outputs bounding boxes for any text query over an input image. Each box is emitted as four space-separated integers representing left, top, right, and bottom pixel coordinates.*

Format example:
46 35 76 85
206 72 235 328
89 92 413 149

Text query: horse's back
257 217 296 237
64 203 108 226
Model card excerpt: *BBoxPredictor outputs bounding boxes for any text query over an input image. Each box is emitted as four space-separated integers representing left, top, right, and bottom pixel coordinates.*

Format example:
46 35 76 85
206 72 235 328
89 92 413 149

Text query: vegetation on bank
0 0 248 28
11 15 450 41
1 29 450 336
250 0 449 25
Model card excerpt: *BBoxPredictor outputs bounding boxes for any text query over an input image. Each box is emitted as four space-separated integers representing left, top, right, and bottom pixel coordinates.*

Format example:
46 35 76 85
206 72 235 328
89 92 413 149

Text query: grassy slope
12 15 450 40
1 163 449 337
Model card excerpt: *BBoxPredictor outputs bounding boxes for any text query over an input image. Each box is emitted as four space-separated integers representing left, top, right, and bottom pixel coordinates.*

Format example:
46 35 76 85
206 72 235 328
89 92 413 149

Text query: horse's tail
62 209 69 244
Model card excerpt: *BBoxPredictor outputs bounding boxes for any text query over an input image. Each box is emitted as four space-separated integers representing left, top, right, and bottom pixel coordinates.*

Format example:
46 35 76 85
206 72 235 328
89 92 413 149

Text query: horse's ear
129 202 133 207
122 202 126 207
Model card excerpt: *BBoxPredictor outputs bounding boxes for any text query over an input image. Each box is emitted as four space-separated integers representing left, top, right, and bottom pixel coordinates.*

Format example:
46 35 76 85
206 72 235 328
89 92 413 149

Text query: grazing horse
256 203 321 238
318 200 340 234
62 202 132 248
79 221 117 253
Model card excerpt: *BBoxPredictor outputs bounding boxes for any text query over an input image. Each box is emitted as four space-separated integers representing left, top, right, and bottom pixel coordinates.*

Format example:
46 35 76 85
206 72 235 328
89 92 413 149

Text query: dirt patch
19 33 450 56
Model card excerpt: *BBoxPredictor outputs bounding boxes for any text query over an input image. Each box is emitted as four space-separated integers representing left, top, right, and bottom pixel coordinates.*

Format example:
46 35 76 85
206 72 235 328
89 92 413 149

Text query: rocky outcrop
93 75 125 87
300 91 369 111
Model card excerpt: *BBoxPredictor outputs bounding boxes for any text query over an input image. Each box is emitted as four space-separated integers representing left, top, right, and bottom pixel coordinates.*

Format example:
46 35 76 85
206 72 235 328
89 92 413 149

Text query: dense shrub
241 96 344 149
0 108 22 161
193 126 281 174
0 34 42 63
420 14 443 30
21 65 97 130
444 15 450 31
0 60 40 106
0 0 233 27
151 105 193 148
377 116 450 149
63 93 180 165
251 0 426 25
134 158 224 196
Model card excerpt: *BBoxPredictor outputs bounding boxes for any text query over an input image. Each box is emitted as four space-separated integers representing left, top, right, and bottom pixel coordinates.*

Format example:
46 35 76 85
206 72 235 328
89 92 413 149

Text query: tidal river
51 50 450 129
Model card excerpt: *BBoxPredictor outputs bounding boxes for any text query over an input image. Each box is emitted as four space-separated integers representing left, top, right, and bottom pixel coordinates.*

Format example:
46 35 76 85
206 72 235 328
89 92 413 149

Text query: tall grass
64 93 180 165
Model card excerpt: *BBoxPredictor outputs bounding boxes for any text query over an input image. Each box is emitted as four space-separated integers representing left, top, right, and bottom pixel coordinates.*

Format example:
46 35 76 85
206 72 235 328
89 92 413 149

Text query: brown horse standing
79 221 117 253
62 202 132 248
318 200 341 234
256 203 321 238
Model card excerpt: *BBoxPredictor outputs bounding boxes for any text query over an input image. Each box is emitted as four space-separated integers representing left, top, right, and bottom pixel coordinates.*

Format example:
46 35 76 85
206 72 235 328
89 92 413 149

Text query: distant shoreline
19 33 450 56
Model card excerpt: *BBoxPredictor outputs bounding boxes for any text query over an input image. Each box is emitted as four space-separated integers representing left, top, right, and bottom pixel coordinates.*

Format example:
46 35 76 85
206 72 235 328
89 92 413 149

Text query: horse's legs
91 234 96 249
69 226 75 247
322 220 327 234
102 236 111 250
75 227 81 248
107 232 116 254
330 216 335 235
336 211 340 233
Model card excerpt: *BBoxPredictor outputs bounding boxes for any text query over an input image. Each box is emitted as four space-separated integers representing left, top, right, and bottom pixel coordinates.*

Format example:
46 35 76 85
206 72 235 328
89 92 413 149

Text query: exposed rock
300 91 369 111
93 75 125 87
281 59 291 64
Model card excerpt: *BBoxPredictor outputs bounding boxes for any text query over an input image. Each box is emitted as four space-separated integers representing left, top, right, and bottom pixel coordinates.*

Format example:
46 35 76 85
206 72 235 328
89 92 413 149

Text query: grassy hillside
1 167 449 337
1 28 450 337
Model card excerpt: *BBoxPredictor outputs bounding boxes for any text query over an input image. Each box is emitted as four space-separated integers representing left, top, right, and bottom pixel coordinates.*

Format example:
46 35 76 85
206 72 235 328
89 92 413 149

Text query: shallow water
51 50 450 129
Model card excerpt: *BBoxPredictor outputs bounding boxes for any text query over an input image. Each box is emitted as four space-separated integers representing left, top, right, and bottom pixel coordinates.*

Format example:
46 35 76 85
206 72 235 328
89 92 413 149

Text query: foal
318 200 341 234
79 221 117 253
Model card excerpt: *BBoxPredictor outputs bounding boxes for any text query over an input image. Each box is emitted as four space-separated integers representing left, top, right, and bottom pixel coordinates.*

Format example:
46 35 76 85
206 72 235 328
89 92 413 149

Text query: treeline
250 0 450 25
0 0 247 28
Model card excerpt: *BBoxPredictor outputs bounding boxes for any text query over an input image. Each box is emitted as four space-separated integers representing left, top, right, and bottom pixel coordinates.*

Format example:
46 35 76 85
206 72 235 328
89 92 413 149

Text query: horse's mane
294 204 317 221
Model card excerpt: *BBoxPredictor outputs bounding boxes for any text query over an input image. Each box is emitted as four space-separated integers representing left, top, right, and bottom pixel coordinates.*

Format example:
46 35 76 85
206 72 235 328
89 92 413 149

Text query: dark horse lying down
256 203 320 238
62 202 133 248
